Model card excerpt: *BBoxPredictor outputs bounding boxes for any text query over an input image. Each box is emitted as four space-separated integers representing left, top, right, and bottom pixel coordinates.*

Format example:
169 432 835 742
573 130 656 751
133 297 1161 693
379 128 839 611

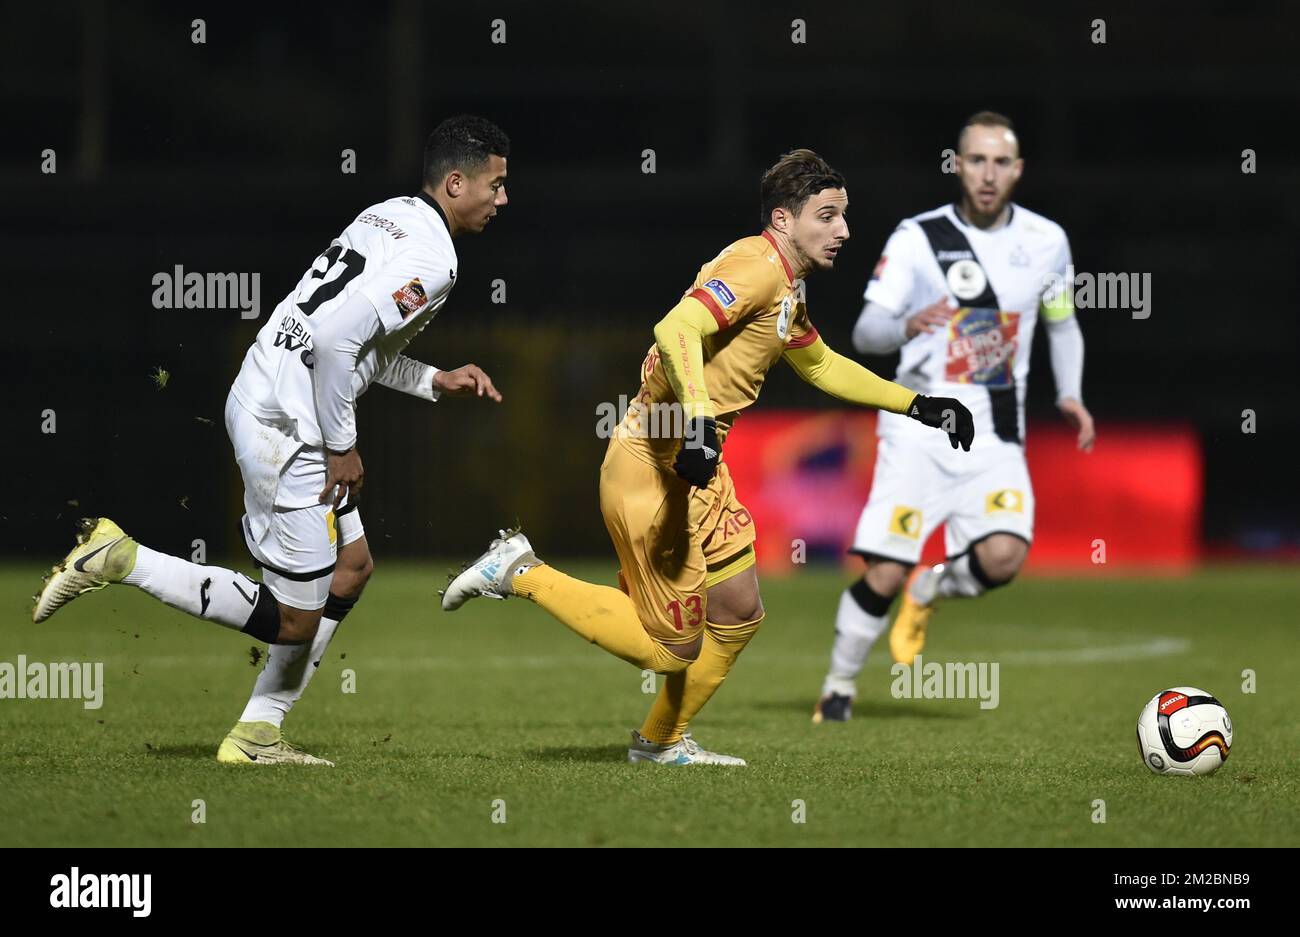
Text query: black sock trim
240 583 281 643
848 577 894 617
323 592 358 623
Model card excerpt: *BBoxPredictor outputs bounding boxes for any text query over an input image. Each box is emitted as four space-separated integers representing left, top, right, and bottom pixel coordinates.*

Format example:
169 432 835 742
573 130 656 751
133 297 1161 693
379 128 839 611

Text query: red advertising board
721 411 1201 574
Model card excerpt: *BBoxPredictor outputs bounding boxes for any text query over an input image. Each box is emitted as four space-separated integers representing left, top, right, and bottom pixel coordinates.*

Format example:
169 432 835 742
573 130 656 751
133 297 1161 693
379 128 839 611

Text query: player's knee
668 634 703 663
705 565 764 625
349 553 375 589
332 551 374 598
710 594 764 626
864 560 909 598
976 536 1028 584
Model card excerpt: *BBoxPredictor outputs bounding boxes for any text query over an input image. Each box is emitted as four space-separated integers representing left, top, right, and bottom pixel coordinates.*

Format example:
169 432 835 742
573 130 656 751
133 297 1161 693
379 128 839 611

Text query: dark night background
5 1 1298 563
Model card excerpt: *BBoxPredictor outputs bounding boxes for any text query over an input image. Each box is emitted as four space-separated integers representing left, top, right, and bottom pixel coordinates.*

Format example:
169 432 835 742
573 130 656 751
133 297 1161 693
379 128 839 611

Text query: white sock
935 555 986 599
122 545 260 631
238 606 348 727
823 587 890 698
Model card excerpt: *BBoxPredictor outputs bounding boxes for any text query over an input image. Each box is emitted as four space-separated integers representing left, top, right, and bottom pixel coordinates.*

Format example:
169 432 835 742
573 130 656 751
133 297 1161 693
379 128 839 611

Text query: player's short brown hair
760 149 846 226
959 111 1017 153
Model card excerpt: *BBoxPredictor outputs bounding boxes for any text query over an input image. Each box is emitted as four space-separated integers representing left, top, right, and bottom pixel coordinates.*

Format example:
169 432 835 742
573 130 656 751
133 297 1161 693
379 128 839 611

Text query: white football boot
627 730 747 766
33 517 138 623
440 527 540 611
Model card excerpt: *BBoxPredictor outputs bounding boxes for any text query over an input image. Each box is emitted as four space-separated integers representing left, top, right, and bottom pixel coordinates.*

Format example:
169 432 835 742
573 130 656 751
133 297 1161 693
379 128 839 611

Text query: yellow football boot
33 517 138 623
216 720 334 766
889 565 937 665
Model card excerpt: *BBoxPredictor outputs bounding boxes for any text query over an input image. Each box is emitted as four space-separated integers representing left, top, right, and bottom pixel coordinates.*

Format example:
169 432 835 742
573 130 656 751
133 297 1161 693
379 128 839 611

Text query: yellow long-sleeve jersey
616 231 917 468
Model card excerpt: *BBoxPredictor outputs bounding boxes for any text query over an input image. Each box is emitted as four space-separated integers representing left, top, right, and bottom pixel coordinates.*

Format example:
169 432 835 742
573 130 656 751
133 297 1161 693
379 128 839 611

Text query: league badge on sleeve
702 278 737 308
391 278 427 319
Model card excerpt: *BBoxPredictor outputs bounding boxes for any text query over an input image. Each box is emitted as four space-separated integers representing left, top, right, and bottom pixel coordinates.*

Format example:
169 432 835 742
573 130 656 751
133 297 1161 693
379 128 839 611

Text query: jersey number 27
297 245 367 316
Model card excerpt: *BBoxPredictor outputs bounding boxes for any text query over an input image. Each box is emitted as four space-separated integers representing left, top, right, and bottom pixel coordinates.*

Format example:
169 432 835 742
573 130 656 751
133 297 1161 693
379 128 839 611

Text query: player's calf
819 565 902 705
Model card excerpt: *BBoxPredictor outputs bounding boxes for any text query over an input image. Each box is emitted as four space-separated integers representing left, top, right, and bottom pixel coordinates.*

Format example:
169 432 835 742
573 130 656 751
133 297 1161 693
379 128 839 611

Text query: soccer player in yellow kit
443 149 974 765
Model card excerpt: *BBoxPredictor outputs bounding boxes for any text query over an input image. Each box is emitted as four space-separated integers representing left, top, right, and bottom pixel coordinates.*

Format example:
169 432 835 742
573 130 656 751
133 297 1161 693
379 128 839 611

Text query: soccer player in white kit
813 112 1096 722
33 116 510 763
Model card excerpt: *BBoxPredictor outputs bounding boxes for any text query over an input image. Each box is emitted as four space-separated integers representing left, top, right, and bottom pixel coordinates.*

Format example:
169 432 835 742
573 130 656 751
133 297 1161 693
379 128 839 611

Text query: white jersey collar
415 190 453 238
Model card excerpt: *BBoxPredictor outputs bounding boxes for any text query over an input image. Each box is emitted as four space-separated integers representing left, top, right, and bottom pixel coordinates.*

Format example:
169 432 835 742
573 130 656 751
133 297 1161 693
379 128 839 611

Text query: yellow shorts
600 438 757 645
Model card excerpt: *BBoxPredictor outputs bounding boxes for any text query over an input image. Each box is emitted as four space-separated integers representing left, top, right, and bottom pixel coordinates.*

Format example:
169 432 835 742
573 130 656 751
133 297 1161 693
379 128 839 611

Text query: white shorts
851 424 1033 565
226 393 365 609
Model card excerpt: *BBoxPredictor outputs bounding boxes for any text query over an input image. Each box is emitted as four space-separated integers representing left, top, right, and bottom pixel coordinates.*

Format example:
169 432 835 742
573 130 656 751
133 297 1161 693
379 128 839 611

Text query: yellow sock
512 565 692 673
639 614 763 744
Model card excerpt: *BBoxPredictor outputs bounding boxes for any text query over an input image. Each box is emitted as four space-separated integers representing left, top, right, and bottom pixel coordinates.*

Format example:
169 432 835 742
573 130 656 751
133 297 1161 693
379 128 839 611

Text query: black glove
907 395 975 451
673 416 721 488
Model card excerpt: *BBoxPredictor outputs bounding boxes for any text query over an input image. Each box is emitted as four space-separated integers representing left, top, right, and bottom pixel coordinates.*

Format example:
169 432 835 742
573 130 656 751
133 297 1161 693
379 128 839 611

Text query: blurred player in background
33 116 509 764
443 149 973 765
813 111 1094 723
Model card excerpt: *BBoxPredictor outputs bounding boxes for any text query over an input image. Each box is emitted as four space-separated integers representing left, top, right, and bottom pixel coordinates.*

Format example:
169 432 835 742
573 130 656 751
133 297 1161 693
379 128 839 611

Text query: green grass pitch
2 562 1297 847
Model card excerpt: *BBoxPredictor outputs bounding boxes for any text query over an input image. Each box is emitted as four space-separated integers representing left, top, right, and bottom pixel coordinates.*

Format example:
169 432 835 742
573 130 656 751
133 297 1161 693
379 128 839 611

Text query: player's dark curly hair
423 115 510 186
760 149 846 227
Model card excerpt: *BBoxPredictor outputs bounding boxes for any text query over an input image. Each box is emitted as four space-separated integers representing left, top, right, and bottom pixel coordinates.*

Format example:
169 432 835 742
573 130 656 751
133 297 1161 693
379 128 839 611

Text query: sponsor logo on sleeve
871 255 888 281
702 278 737 308
391 278 427 319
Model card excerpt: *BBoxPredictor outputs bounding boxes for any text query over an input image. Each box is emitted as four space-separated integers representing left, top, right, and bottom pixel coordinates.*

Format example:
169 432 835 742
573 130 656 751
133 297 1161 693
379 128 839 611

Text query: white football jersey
865 202 1071 444
230 191 458 449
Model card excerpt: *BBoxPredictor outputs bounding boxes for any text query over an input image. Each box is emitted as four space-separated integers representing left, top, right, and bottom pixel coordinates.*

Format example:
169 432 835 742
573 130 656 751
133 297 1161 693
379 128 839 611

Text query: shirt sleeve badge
392 278 427 319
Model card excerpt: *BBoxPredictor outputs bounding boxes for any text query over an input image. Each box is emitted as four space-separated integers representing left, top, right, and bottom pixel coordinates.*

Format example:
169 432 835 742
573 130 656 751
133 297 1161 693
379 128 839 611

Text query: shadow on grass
534 745 628 764
749 698 976 720
142 744 218 760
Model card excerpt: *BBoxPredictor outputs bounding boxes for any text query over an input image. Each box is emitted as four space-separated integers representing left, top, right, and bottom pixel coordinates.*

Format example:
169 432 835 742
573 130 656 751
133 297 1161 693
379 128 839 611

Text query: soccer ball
1136 687 1232 776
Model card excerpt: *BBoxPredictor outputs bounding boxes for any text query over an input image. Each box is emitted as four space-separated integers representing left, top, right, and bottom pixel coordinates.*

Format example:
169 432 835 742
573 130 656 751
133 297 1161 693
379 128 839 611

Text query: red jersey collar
761 230 796 283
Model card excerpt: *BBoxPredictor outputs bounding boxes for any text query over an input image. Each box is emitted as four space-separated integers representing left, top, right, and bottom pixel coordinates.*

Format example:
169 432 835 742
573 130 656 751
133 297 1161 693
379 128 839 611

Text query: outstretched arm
784 334 916 411
376 355 441 401
375 357 502 402
784 336 974 451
